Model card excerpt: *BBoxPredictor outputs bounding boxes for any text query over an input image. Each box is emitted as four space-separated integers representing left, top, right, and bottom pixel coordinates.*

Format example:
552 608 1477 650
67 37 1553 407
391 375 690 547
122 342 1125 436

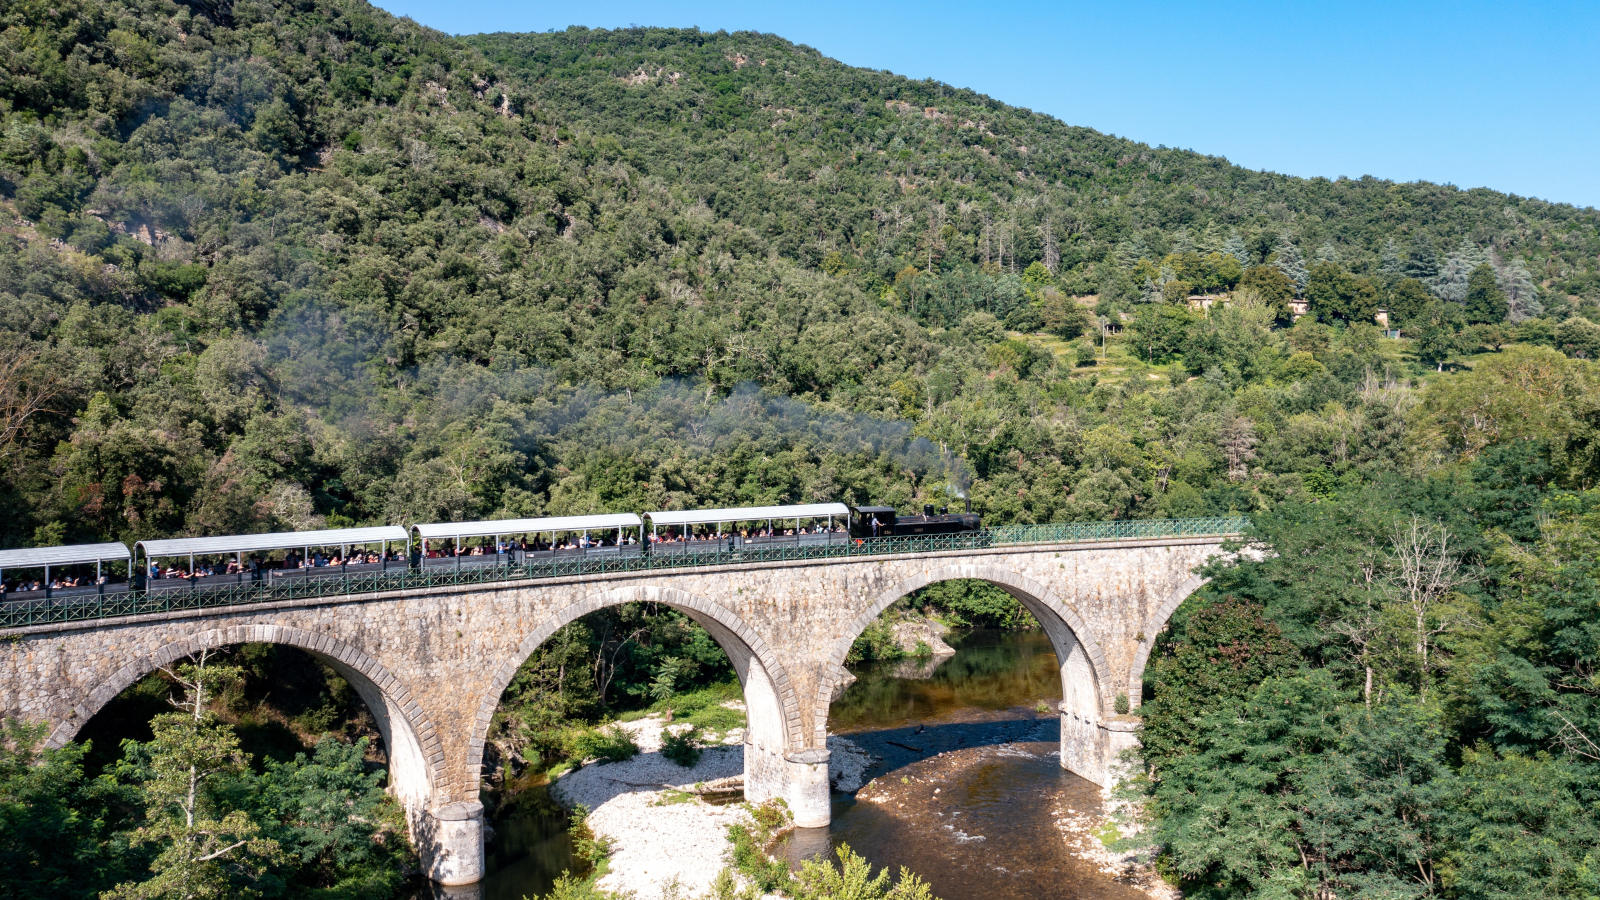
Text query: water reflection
480 781 576 900
828 629 1063 733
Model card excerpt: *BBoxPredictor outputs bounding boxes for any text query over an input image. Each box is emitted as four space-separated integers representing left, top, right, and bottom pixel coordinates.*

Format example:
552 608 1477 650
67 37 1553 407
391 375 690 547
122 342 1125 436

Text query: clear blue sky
371 0 1600 210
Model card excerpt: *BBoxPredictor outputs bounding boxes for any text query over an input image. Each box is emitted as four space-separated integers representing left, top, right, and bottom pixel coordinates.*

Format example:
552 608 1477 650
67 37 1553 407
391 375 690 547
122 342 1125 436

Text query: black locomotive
851 500 981 538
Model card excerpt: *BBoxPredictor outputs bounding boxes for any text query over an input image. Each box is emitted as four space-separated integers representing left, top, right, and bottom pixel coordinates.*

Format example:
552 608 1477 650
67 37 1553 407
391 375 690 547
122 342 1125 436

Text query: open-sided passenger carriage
137 526 412 593
411 513 645 569
643 502 851 554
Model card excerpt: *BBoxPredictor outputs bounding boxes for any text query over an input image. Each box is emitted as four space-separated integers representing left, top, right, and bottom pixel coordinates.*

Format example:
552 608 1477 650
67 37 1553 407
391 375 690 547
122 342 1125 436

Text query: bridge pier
418 802 487 886
1060 709 1140 787
745 745 831 826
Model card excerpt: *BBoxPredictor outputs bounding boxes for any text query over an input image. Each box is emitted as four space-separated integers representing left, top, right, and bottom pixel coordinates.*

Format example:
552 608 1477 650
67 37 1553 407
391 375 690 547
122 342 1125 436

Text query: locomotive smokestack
965 497 972 514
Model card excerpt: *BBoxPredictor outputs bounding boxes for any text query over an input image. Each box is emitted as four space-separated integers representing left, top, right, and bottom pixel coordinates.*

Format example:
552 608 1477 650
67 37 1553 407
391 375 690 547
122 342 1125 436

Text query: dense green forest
2 0 1600 897
3 0 1599 549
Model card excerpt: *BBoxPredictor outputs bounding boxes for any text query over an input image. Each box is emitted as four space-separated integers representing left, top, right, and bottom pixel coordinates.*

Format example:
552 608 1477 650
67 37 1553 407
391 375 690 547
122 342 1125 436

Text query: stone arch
813 564 1114 745
1126 573 1209 711
467 584 807 786
49 624 446 812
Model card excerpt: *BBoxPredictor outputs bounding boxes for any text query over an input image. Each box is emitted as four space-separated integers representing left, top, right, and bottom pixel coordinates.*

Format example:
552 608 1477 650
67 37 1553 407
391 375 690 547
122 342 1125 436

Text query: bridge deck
0 517 1245 630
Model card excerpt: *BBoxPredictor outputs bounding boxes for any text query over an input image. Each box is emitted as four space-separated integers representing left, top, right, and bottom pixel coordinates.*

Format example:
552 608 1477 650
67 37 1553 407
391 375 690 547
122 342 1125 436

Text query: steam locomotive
850 500 981 538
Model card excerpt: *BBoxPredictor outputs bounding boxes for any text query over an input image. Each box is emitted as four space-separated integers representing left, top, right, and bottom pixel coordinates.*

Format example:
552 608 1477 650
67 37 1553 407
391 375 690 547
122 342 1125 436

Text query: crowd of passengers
141 548 408 581
2 522 851 595
1 572 114 595
420 536 629 555
650 523 846 542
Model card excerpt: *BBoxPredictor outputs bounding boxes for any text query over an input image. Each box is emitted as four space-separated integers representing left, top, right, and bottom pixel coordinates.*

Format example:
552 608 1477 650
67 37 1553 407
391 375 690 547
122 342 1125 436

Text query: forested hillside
2 0 1598 550
3 2 1600 897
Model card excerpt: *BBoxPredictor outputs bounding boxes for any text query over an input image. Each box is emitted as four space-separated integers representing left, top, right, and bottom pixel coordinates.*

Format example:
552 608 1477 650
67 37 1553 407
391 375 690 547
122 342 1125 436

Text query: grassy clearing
618 682 748 739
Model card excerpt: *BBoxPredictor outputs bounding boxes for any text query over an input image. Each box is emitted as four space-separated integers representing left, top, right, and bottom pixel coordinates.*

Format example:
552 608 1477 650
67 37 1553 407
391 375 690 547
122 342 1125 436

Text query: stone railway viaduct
0 535 1229 886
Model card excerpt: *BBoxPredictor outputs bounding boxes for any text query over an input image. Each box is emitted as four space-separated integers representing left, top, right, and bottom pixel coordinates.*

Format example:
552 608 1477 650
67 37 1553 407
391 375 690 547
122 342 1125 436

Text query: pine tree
1316 240 1340 263
1041 219 1059 273
1497 256 1543 321
1171 226 1196 255
1272 236 1309 296
1404 239 1440 282
1224 230 1251 269
1115 236 1150 269
1432 240 1489 303
1380 239 1403 277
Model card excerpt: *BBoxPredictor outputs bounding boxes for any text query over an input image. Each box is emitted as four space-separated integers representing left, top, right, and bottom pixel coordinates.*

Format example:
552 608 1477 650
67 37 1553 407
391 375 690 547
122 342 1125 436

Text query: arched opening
824 577 1063 741
59 628 441 819
468 587 813 894
1126 573 1210 711
472 586 804 778
816 565 1115 785
49 627 447 893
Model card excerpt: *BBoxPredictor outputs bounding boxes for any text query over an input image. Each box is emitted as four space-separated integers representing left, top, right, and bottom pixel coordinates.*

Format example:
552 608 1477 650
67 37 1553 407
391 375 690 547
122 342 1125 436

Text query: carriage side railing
0 517 1247 629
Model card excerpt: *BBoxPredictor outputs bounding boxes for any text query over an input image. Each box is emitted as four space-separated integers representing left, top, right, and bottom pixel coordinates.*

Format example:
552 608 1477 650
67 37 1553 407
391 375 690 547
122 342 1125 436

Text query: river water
477 628 1147 900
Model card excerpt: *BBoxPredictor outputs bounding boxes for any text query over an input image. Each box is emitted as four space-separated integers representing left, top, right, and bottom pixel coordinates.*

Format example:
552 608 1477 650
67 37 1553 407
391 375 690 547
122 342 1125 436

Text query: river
477 628 1149 900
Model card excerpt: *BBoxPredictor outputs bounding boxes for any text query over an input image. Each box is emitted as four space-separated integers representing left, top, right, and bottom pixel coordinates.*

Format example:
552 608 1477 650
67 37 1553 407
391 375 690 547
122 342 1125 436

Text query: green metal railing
0 517 1246 629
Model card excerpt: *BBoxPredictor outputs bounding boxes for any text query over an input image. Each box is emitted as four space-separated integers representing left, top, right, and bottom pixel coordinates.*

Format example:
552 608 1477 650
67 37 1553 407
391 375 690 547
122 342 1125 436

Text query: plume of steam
263 308 973 502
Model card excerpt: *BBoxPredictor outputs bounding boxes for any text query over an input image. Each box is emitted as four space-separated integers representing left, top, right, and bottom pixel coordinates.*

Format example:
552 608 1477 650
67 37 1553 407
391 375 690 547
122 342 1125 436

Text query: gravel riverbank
547 713 873 899
1050 776 1179 900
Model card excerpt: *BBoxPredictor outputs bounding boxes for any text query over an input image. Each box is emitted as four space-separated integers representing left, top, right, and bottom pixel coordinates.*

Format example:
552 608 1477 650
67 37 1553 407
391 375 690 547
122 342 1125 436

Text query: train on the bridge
0 500 980 603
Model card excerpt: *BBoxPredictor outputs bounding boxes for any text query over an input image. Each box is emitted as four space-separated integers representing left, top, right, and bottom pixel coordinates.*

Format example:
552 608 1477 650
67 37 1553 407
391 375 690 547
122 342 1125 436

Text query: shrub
727 800 794 893
572 725 639 764
568 804 613 870
846 620 905 664
661 727 703 767
648 682 746 735
792 844 936 900
533 873 629 900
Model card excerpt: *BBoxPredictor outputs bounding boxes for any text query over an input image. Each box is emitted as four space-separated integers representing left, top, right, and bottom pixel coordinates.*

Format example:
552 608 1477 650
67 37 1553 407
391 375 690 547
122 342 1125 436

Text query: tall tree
1237 265 1296 323
1224 230 1251 270
1433 240 1490 303
1497 256 1544 321
1383 517 1473 698
1380 239 1404 277
1272 237 1309 296
0 721 133 899
1306 261 1379 325
105 651 283 900
1405 239 1441 282
1387 278 1434 326
1464 264 1509 323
